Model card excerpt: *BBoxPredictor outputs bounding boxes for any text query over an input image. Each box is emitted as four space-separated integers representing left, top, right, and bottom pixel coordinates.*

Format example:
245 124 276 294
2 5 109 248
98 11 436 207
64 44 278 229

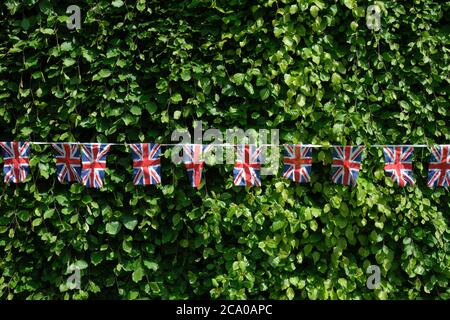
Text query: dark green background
0 0 448 299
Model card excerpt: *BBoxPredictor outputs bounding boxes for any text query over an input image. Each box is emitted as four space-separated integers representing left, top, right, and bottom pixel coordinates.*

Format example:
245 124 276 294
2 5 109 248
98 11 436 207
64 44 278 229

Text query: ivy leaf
232 73 245 85
170 93 183 104
21 18 30 30
60 42 72 52
344 0 356 9
82 48 94 62
132 267 144 283
287 287 295 300
130 106 142 116
63 58 76 67
259 88 270 101
112 0 124 8
91 252 104 266
92 69 112 81
136 0 146 11
122 215 138 231
106 222 121 235
173 110 181 119
74 260 88 270
244 82 254 95
145 102 158 114
180 70 191 81
143 260 159 271
331 73 342 85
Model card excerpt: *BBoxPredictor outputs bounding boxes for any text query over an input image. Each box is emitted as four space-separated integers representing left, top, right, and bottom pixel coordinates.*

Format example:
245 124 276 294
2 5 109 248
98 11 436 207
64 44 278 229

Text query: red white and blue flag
183 144 211 188
0 141 31 183
427 145 450 188
130 143 161 185
383 146 415 187
52 143 81 183
331 146 364 186
233 144 261 186
283 145 312 183
81 143 111 188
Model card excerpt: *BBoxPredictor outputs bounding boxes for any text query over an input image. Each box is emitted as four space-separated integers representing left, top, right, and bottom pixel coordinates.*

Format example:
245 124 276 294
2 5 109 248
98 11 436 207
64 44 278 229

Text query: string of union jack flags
0 141 449 189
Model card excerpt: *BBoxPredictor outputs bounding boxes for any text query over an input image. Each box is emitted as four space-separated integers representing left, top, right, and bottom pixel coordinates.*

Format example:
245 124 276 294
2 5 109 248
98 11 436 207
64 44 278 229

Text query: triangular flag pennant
331 146 364 186
129 143 161 185
52 143 81 183
283 145 312 183
0 141 31 183
183 144 210 188
233 144 261 186
427 145 450 188
80 143 111 188
383 146 415 187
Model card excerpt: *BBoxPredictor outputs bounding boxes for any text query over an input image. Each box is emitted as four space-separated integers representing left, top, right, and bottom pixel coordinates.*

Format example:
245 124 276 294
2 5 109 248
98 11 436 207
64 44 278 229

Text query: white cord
25 142 446 148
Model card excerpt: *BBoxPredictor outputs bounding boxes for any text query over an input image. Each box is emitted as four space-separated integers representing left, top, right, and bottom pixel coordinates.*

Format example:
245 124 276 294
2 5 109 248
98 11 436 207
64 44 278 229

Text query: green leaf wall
0 0 449 299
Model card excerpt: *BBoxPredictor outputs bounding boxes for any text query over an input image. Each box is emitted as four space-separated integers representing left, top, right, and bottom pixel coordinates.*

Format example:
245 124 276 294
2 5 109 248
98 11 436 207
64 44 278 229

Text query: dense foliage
0 0 449 300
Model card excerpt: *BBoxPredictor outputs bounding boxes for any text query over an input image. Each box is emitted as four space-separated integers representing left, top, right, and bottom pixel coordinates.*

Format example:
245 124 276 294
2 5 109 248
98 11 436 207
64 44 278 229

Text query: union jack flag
130 143 161 185
182 144 211 188
233 144 261 186
52 143 81 183
427 145 450 188
80 143 111 188
383 146 415 187
0 141 31 183
331 146 364 186
283 145 312 183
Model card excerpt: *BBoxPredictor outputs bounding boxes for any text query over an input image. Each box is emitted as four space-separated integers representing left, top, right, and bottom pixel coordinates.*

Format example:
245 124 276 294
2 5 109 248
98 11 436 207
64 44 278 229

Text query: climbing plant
0 0 449 299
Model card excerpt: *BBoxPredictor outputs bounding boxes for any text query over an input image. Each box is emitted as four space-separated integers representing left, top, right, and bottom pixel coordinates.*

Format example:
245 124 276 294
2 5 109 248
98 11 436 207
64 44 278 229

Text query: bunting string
0 141 448 188
17 142 444 148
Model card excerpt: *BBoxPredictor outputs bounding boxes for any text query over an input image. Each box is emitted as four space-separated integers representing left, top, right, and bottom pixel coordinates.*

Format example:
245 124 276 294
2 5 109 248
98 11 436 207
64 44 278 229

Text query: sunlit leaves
0 0 448 301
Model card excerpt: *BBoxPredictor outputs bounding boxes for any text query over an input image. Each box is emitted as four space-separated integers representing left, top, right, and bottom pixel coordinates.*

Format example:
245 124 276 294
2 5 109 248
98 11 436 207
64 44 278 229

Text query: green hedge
0 0 449 299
